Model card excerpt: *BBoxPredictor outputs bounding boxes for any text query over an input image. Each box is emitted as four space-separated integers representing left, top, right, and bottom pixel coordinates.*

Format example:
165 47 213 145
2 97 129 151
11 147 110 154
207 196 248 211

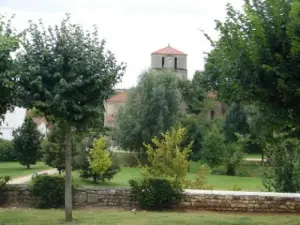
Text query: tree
186 71 205 115
16 15 125 222
42 123 77 174
115 69 182 158
202 0 300 129
12 117 42 169
263 132 300 193
89 137 112 175
201 120 226 169
73 136 120 183
141 126 191 183
179 115 203 161
223 103 249 142
0 15 20 125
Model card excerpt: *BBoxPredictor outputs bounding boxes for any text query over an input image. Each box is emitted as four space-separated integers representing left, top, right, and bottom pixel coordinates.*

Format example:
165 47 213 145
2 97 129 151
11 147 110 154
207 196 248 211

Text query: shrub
141 126 191 183
89 137 112 175
183 165 213 190
263 133 300 193
0 176 10 205
29 175 74 208
13 117 43 168
129 178 184 210
73 137 120 183
0 139 16 162
114 151 139 167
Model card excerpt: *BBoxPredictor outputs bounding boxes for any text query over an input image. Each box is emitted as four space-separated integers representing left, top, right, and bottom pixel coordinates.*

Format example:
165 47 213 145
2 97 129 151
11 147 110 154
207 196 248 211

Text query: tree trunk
64 124 72 222
27 165 30 169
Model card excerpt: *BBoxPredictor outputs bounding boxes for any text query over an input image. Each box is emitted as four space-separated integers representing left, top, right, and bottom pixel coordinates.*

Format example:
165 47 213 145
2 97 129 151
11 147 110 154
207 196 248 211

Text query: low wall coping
184 189 300 197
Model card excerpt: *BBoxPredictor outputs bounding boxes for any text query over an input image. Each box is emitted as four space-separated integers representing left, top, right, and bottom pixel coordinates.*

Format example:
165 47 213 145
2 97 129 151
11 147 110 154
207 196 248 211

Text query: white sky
0 0 243 89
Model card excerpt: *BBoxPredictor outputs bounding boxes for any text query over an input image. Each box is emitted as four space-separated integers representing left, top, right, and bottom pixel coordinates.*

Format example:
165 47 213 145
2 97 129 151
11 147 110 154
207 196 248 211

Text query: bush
114 151 139 167
0 139 16 162
129 178 184 210
183 165 213 190
263 133 300 193
0 176 10 205
73 137 120 183
141 126 191 183
29 175 74 208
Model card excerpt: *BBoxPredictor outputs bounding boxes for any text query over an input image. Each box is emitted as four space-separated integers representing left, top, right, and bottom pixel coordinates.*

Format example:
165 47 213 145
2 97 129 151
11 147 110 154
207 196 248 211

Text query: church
104 45 227 127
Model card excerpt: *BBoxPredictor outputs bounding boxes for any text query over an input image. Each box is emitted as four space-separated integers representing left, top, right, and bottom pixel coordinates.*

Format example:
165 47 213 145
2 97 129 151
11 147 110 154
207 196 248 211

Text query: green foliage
201 120 226 168
202 120 249 175
0 15 20 125
0 176 10 205
183 165 213 190
0 139 16 162
73 136 120 183
16 15 125 220
263 133 300 193
41 124 65 173
129 178 184 210
223 103 249 142
224 134 249 176
141 126 191 183
115 69 182 156
179 115 203 161
202 0 300 128
12 117 42 169
185 71 205 115
30 175 74 208
89 137 112 175
16 15 126 128
113 151 139 167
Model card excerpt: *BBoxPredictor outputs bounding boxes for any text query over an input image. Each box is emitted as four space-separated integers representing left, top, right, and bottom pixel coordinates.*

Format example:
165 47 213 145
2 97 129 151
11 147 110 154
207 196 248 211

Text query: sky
0 0 243 89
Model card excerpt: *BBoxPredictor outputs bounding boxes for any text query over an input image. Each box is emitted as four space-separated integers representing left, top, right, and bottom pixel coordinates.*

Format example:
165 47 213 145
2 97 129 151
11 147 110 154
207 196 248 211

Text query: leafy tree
223 103 249 142
15 15 125 221
0 15 20 125
186 71 205 115
263 132 300 193
201 119 249 175
179 115 203 161
115 69 182 158
202 0 300 129
201 120 226 169
141 126 191 183
89 137 112 175
13 117 42 169
73 136 120 183
42 123 77 174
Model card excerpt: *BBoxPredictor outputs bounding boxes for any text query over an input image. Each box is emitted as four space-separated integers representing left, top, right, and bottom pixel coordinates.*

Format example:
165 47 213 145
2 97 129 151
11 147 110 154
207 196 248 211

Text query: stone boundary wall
2 185 300 213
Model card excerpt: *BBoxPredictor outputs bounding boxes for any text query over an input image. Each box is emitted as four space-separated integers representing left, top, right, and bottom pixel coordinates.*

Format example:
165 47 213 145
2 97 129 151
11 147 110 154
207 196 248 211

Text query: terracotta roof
207 91 217 99
152 45 186 55
106 91 128 103
32 117 47 126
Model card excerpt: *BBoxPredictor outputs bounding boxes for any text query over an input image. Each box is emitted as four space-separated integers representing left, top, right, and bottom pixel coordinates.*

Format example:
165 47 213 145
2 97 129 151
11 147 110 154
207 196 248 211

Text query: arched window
174 57 177 69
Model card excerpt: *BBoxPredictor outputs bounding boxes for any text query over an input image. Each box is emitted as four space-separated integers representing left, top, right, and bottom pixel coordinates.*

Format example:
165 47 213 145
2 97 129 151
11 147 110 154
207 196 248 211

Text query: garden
2 0 300 224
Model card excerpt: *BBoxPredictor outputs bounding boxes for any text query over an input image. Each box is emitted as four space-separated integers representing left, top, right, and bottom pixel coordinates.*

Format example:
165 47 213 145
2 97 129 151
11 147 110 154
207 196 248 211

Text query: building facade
151 45 187 79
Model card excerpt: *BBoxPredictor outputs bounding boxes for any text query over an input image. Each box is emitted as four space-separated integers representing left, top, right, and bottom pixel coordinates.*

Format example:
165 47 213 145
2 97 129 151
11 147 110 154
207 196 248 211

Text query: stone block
87 193 98 204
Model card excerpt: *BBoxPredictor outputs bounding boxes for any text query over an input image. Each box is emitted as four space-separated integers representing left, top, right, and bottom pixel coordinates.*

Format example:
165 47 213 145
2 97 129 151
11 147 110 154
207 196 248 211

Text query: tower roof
152 45 186 55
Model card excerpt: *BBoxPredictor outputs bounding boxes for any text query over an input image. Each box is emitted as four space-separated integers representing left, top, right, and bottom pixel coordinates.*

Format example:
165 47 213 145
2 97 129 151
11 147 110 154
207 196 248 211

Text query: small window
175 57 177 69
210 110 215 120
162 57 165 68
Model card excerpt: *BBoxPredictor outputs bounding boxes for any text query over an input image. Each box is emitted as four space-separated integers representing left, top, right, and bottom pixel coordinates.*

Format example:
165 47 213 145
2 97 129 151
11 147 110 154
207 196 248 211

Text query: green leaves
115 69 183 154
202 0 300 128
12 117 43 168
16 15 126 128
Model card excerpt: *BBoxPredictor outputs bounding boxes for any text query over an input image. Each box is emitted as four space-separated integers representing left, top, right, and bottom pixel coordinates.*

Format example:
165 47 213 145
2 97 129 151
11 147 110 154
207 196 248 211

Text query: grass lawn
0 209 299 225
246 153 262 159
74 166 265 191
0 162 50 178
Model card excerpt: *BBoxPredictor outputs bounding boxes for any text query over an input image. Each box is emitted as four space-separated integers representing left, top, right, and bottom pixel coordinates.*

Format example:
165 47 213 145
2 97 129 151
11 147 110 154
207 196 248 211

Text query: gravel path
8 169 58 184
